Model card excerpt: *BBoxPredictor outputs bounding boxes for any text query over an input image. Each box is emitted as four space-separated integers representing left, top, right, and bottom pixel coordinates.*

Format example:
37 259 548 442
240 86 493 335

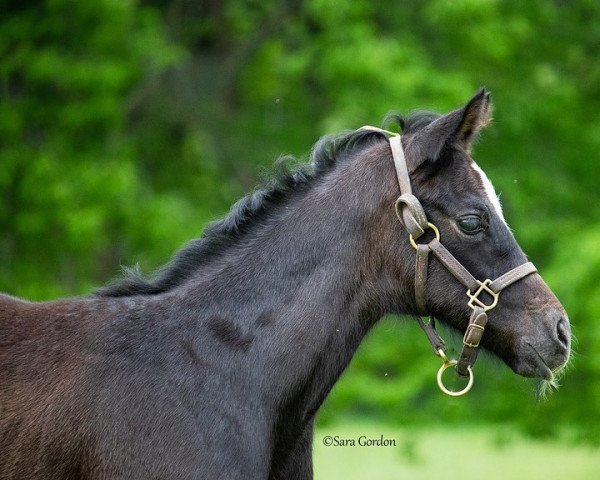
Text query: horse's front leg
269 420 314 480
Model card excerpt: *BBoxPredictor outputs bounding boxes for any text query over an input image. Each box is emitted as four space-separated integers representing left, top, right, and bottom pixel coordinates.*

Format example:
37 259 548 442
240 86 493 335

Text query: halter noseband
360 126 537 396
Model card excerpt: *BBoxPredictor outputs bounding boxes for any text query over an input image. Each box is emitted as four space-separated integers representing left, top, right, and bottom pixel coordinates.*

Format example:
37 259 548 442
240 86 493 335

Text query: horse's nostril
556 316 570 350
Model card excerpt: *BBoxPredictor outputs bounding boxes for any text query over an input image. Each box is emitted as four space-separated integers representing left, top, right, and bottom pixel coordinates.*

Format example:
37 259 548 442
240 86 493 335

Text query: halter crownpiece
359 126 537 396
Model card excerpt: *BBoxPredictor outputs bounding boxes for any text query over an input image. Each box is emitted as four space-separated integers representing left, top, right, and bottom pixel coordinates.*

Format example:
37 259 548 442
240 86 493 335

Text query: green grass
314 423 600 480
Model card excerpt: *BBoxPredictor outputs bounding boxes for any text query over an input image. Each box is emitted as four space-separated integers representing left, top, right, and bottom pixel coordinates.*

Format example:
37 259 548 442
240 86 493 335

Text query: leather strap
395 194 429 238
358 126 428 239
416 316 446 355
456 307 488 376
427 239 480 292
389 135 412 195
415 244 429 315
391 137 429 239
489 262 537 293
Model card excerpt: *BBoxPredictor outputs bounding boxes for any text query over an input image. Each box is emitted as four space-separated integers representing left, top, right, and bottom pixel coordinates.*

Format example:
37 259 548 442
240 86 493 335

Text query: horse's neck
176 154 402 421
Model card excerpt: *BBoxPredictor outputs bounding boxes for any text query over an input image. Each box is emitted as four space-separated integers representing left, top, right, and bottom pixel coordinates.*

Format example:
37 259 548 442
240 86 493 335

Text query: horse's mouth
510 341 557 381
525 342 554 381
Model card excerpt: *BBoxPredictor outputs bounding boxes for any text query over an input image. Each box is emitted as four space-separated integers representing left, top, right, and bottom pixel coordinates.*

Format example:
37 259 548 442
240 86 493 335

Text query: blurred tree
0 0 192 298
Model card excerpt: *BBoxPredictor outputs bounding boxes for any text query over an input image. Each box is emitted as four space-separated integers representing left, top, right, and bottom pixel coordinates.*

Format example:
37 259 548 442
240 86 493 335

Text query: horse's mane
95 112 439 297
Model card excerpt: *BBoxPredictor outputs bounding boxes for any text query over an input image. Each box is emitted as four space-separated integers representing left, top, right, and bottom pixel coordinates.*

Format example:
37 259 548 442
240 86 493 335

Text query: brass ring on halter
409 222 440 250
436 360 474 397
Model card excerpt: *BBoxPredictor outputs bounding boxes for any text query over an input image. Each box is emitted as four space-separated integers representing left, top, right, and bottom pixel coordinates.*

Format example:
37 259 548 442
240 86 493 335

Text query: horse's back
0 293 97 479
0 292 88 376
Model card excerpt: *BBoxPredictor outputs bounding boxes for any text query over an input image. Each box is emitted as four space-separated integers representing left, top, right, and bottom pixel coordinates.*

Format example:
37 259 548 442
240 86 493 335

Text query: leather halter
359 126 537 396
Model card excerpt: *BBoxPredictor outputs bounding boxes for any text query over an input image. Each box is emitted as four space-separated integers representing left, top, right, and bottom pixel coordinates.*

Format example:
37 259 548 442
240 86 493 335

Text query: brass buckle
463 323 485 348
466 279 499 312
409 222 440 250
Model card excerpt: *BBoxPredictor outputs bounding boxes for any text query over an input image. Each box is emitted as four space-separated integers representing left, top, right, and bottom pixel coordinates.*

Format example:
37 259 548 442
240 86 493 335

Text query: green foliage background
1 0 599 444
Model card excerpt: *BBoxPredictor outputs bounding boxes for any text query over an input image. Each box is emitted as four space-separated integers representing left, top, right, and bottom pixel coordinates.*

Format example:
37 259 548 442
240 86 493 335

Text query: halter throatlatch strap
416 316 446 355
358 125 539 396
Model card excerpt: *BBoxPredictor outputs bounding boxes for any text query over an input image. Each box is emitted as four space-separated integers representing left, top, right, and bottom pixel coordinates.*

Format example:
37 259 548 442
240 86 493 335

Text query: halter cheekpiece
359 126 537 396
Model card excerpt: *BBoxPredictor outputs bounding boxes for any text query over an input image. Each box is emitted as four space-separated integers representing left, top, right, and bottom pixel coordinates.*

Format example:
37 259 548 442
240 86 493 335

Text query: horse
0 89 570 479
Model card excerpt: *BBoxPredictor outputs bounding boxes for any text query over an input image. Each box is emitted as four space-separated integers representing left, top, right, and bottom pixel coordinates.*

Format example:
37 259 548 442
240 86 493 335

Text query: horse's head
379 90 570 383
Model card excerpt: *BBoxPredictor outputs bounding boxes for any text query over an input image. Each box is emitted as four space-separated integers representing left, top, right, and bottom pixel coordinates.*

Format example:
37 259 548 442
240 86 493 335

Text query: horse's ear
454 88 492 152
407 88 492 166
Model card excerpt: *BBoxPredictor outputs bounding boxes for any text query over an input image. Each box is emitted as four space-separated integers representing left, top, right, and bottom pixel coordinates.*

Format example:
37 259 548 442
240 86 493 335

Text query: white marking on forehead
470 161 507 225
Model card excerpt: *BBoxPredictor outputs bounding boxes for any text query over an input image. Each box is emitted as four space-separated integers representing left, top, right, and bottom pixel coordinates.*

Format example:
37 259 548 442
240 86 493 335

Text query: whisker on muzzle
535 349 573 400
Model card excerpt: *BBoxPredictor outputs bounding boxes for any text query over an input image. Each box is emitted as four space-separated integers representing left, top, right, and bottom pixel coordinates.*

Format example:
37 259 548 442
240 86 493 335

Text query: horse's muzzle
514 308 571 379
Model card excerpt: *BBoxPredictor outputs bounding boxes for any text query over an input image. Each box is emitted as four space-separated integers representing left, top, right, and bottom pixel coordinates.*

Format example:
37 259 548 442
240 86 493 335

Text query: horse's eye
457 215 484 234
